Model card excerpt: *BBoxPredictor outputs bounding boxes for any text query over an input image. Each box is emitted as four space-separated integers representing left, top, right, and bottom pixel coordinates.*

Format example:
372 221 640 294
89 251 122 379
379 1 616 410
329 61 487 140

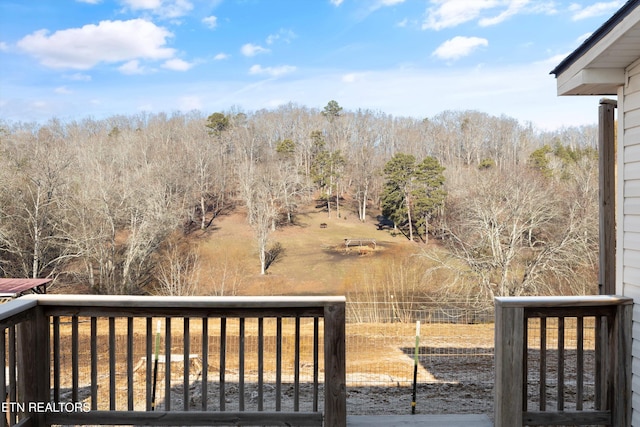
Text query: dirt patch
159 381 494 416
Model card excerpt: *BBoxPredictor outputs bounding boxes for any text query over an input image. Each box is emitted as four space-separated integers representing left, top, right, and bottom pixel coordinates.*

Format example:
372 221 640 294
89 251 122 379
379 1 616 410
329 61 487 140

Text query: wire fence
46 299 498 416
344 298 496 414
345 300 495 387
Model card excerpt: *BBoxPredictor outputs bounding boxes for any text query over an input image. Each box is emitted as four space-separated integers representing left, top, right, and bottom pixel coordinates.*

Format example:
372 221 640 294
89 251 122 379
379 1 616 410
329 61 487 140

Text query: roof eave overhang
552 1 640 96
556 68 625 96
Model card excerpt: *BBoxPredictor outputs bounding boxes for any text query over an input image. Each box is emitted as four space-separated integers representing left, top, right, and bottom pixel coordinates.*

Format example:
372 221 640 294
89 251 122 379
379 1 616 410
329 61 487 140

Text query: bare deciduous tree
154 239 200 296
435 165 597 301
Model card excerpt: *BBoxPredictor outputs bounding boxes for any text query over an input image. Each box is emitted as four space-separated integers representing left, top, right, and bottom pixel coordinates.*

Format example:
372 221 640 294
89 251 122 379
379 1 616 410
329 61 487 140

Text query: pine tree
381 153 417 240
381 153 446 242
412 156 446 243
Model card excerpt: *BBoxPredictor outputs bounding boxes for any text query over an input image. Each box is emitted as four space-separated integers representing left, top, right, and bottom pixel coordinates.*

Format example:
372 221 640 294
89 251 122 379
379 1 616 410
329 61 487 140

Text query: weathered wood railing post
17 304 48 426
494 298 524 427
612 300 632 426
324 299 346 427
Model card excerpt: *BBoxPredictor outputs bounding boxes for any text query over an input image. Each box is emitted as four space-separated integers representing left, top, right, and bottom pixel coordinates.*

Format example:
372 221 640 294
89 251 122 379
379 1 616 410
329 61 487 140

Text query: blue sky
0 0 627 130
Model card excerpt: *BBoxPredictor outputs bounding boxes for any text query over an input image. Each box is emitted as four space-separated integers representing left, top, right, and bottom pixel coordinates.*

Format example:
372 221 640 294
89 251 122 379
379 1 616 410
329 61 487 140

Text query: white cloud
249 64 296 77
342 72 369 83
576 32 592 44
76 0 101 3
0 42 8 52
423 0 498 30
342 73 359 83
266 29 296 45
123 0 161 7
570 1 624 21
241 43 270 57
120 0 193 18
202 15 217 29
118 59 147 74
423 0 556 30
330 0 344 6
432 36 488 60
54 86 72 94
214 53 229 60
65 72 92 81
162 58 193 71
370 0 405 11
17 19 175 70
479 0 528 26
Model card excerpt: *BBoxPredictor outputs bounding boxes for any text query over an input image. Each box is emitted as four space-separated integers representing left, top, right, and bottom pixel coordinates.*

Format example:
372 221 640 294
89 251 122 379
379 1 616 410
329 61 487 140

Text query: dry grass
196 204 424 296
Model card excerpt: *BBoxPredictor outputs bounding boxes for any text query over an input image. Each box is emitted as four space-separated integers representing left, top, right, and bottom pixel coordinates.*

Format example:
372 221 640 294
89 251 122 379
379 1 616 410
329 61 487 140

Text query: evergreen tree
322 100 343 122
413 156 446 243
381 153 446 242
381 153 418 240
205 112 230 135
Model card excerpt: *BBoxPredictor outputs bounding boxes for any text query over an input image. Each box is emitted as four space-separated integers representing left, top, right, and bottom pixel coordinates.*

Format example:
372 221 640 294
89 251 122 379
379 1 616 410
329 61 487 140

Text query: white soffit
557 68 626 96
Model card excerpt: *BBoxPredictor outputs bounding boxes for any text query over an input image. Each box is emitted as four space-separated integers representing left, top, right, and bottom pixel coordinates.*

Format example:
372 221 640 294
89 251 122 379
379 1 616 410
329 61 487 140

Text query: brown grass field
196 203 428 296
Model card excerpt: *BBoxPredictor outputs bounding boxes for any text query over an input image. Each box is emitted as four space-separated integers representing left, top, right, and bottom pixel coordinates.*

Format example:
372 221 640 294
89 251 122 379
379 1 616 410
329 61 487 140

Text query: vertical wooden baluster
219 318 226 412
201 317 208 411
165 318 172 411
294 316 300 412
91 317 97 410
258 317 264 411
184 318 190 411
8 327 15 426
73 315 79 403
313 317 319 413
108 317 115 410
127 317 134 410
276 317 282 412
606 313 615 413
0 327 6 427
239 317 245 411
595 315 602 410
53 317 60 404
540 317 547 411
576 316 584 411
558 317 565 411
146 318 152 411
523 317 528 413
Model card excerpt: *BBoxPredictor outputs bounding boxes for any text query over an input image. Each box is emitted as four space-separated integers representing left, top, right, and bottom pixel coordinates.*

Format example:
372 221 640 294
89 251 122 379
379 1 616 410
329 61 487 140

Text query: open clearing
195 203 429 296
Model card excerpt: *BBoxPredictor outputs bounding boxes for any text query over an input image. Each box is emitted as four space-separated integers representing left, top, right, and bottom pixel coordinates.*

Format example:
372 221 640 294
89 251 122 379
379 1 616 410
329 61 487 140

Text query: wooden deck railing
0 295 347 427
495 295 632 427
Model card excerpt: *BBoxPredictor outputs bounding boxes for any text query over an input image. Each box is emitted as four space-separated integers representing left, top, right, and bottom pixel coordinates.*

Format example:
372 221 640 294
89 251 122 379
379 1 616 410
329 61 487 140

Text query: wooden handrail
495 295 632 427
495 295 631 308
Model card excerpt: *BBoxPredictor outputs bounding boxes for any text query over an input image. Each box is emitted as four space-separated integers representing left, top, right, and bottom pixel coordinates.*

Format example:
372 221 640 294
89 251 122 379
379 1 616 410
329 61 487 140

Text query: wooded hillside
0 102 599 300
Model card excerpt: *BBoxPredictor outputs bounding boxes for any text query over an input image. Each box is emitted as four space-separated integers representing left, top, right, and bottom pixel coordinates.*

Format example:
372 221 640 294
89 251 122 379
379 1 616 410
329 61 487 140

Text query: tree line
0 102 599 298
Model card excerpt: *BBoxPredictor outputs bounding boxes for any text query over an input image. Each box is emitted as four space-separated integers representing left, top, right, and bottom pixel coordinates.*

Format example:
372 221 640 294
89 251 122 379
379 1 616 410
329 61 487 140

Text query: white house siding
622 60 640 425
